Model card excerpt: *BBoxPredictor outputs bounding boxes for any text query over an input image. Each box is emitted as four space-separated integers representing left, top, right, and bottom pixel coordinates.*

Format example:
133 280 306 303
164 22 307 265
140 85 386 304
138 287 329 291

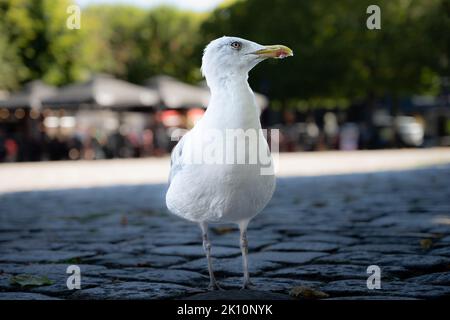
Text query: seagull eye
230 41 242 50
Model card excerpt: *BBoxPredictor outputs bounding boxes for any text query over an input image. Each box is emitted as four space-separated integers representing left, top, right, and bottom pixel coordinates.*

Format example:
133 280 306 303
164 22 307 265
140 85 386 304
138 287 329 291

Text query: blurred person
126 131 141 158
0 129 6 162
304 116 320 151
358 122 372 150
106 130 126 158
67 134 83 160
4 137 18 162
323 112 339 150
141 128 155 157
82 134 95 160
339 123 360 151
280 110 301 152
82 129 105 160
154 124 170 155
96 132 109 159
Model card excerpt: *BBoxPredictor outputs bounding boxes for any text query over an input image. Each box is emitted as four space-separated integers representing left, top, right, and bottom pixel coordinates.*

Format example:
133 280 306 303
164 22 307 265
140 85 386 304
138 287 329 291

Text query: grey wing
168 134 187 185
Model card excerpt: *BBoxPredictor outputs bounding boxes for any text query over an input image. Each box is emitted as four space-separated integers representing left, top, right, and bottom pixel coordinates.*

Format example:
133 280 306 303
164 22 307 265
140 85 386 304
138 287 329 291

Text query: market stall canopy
0 80 57 110
146 75 210 109
42 74 159 110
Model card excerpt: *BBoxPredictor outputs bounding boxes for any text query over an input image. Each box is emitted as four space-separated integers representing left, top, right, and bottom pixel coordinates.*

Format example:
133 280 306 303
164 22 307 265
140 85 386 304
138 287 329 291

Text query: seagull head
201 36 293 88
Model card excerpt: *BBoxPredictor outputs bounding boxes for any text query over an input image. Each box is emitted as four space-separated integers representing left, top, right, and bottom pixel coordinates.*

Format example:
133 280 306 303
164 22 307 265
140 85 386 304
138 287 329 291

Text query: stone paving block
1 238 67 251
0 263 109 295
249 251 327 265
211 236 279 251
0 263 107 276
30 276 108 296
265 264 408 281
315 251 383 265
0 274 13 290
69 281 200 300
149 245 239 258
0 292 60 300
100 267 209 286
145 233 201 246
263 241 339 252
171 256 282 276
430 247 450 257
338 244 419 254
321 279 450 299
82 252 187 268
375 254 450 270
186 289 291 300
1 165 449 299
219 276 323 292
291 234 358 245
407 271 450 286
0 250 96 263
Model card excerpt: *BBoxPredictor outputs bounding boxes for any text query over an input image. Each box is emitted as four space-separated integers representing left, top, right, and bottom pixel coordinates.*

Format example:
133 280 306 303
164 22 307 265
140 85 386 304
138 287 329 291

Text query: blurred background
0 0 449 162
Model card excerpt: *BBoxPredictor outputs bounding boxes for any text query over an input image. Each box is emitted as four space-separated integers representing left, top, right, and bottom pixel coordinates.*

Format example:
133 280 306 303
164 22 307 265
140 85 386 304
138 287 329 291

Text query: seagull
166 36 293 290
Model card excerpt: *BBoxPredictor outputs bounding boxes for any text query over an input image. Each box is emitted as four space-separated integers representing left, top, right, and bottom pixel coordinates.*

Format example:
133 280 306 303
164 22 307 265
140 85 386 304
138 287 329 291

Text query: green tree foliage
0 1 205 89
0 0 85 87
130 6 205 84
0 23 25 90
421 0 450 84
81 5 147 80
0 0 447 106
82 5 205 84
200 0 449 106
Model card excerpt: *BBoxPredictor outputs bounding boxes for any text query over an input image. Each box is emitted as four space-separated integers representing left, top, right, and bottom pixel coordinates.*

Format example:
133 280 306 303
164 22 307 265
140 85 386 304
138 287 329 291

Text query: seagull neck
207 73 250 97
203 73 260 129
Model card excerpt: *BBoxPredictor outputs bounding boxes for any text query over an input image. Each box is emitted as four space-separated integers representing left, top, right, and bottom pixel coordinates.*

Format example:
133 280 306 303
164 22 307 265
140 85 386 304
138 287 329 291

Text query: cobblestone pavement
0 164 450 300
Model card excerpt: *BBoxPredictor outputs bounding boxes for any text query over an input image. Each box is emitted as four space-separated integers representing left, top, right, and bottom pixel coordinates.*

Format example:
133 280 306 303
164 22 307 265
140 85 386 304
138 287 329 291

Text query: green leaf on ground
420 238 433 250
289 286 329 299
10 274 54 287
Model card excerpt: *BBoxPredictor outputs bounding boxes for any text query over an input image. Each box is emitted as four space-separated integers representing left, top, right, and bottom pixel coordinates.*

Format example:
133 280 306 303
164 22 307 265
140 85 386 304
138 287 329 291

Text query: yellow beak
252 45 294 59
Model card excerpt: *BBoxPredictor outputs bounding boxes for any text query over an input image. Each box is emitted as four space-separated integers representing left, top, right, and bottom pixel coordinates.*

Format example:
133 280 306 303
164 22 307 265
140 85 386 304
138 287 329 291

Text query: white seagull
166 36 293 289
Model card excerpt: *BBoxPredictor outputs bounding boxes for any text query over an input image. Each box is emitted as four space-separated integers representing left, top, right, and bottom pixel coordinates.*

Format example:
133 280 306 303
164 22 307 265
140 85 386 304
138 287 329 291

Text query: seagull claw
208 281 224 291
241 280 256 290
